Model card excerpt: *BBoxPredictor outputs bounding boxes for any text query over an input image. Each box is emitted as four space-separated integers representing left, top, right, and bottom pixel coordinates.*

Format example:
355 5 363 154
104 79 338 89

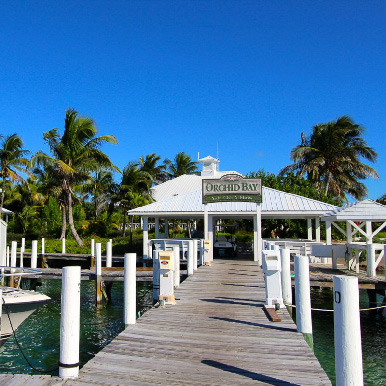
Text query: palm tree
114 161 152 237
33 108 119 245
0 134 32 218
164 152 198 179
138 153 167 185
280 116 378 201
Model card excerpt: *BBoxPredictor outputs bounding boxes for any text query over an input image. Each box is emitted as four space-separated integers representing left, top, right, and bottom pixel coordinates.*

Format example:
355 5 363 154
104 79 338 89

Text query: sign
159 251 173 270
202 175 262 204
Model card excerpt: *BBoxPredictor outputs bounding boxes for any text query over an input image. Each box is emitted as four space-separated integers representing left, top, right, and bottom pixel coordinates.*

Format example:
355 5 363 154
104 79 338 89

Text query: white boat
0 267 51 347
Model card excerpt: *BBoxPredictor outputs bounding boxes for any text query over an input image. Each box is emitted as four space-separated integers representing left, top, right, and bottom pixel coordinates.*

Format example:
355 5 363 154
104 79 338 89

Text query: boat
0 267 51 347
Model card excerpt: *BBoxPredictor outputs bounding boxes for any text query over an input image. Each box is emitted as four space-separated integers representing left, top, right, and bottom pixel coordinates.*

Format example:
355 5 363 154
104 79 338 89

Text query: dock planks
76 259 331 385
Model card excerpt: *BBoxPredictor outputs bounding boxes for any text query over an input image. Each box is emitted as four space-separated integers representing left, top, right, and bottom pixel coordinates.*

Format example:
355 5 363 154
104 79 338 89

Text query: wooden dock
0 259 331 385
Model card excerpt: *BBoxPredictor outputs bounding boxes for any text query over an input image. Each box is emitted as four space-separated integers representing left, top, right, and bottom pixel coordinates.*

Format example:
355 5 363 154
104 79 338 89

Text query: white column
346 221 353 269
91 239 95 258
208 215 214 262
155 218 160 239
326 221 332 245
124 253 136 326
20 238 25 268
11 241 17 267
31 240 38 268
280 248 292 305
173 245 180 288
106 241 112 268
366 221 374 277
62 238 66 254
204 205 208 239
41 238 45 255
294 255 313 347
59 266 81 379
333 276 364 386
193 240 198 271
95 243 102 304
142 216 149 261
307 219 313 240
315 217 321 243
256 204 262 265
187 240 194 276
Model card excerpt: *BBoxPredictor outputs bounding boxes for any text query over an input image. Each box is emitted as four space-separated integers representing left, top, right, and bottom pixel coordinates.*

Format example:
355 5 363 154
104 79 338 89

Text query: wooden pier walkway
0 259 331 385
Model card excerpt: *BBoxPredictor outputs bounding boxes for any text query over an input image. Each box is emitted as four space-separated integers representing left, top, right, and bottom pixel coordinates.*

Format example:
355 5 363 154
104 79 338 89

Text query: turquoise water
311 288 386 386
0 279 152 375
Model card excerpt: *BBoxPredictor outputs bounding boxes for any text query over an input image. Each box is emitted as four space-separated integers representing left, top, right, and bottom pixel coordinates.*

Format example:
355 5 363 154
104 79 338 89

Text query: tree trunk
60 204 67 240
68 192 84 246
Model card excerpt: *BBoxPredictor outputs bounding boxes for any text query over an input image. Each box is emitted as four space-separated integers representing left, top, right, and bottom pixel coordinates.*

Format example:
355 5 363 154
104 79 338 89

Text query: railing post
333 276 364 385
59 266 80 379
31 240 38 269
294 255 313 349
106 241 112 268
124 253 136 326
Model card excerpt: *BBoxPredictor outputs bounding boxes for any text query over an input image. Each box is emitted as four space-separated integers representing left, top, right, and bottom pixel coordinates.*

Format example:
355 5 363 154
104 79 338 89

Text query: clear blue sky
1 1 385 200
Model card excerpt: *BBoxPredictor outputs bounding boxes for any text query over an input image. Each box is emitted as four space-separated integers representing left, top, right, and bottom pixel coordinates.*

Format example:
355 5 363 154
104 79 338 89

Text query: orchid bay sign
202 175 262 204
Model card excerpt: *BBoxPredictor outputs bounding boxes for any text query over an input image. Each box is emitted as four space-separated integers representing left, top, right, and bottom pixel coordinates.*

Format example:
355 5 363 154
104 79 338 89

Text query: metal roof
130 184 337 219
321 200 386 221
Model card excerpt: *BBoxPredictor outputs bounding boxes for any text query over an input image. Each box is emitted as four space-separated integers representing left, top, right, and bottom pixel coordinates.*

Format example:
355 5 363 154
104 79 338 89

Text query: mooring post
20 237 25 268
6 246 9 266
172 245 180 288
41 237 45 255
294 255 313 349
59 266 80 379
124 253 136 326
333 276 364 385
90 239 95 268
62 238 66 254
187 240 194 276
10 241 17 287
280 248 292 307
366 243 376 277
95 243 102 305
106 241 112 268
31 240 38 269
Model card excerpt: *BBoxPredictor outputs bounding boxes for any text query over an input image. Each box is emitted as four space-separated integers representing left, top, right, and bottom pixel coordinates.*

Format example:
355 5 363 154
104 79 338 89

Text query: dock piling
294 255 313 349
187 240 194 276
31 240 38 269
90 239 95 268
106 241 112 268
333 275 364 385
95 243 102 304
62 238 66 254
124 253 136 326
172 245 180 288
59 266 80 379
280 248 292 306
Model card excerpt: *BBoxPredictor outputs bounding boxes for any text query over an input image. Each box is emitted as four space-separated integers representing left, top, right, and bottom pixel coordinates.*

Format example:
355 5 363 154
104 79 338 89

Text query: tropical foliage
280 116 378 201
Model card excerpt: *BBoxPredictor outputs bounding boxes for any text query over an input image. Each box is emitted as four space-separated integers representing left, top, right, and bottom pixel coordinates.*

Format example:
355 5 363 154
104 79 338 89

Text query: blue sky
1 1 385 200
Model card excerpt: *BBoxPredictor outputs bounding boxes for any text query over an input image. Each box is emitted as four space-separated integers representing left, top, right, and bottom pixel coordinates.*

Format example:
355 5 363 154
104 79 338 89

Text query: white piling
20 238 25 267
11 241 17 267
41 238 45 255
106 241 112 268
31 240 38 269
294 255 313 348
95 243 102 304
193 240 198 271
280 248 292 305
172 245 180 288
0 288 2 336
333 276 364 386
187 240 194 276
91 239 95 268
124 253 136 326
6 246 9 266
153 250 160 302
59 266 81 379
62 238 66 254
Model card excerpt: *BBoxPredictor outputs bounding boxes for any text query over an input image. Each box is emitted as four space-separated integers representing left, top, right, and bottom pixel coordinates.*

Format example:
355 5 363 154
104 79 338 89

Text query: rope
286 304 386 312
3 297 59 373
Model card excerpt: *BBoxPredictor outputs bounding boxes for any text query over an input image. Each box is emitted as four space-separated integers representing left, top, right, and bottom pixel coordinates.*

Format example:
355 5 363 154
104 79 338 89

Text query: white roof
131 184 337 219
322 200 386 221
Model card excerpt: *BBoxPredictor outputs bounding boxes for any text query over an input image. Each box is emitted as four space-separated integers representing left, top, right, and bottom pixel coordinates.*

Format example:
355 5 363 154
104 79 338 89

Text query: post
62 238 66 254
10 241 17 287
31 240 38 269
6 246 9 266
367 243 376 277
59 266 81 379
20 238 25 268
172 245 180 288
124 253 136 326
333 276 364 385
280 248 292 306
315 217 321 243
90 239 95 268
187 240 194 276
307 219 313 240
106 241 112 268
208 216 213 262
155 217 160 239
41 238 45 255
0 288 2 337
193 240 198 271
294 255 313 349
95 243 102 305
153 250 160 303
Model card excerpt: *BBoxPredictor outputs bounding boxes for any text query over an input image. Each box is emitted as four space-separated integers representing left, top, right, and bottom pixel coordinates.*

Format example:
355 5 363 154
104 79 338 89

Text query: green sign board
202 176 262 204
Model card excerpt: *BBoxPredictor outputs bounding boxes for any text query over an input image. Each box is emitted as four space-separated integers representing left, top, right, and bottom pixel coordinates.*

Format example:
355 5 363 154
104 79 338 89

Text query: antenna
216 142 219 160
